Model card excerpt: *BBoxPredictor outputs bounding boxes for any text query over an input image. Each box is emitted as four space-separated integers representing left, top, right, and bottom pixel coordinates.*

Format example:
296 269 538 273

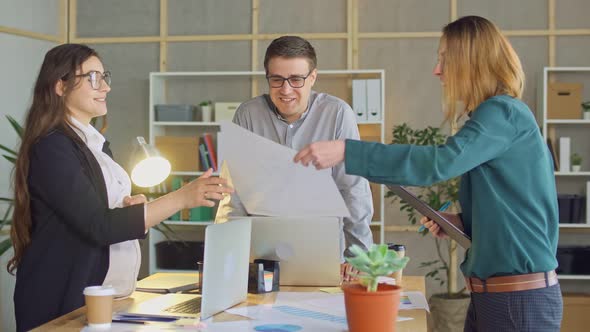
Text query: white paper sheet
218 121 350 218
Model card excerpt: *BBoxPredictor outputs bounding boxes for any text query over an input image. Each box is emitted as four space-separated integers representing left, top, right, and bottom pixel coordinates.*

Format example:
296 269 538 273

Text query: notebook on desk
122 218 251 320
135 273 199 294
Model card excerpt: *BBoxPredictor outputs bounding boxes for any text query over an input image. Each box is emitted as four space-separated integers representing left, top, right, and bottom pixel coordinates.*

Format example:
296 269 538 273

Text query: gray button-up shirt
216 91 374 256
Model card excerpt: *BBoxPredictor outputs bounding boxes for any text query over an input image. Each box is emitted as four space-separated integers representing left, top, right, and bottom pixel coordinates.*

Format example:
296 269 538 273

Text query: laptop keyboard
164 297 202 314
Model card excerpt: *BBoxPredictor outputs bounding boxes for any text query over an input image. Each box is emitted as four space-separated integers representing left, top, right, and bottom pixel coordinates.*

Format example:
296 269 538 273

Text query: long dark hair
8 44 100 274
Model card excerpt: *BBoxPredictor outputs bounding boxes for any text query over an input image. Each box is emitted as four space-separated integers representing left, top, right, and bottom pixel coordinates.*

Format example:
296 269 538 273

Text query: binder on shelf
559 137 570 172
202 133 218 171
367 79 382 122
546 138 559 171
352 79 367 123
199 144 211 171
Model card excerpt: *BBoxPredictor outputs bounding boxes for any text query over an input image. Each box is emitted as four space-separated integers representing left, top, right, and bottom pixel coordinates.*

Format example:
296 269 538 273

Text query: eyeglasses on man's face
266 70 313 88
75 70 111 90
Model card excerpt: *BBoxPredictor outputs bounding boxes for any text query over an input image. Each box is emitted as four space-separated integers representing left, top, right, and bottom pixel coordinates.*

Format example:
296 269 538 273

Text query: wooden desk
34 275 427 331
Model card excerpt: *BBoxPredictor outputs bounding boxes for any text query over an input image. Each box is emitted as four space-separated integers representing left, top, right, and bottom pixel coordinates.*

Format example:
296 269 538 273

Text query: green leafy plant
199 100 212 107
0 115 23 256
385 123 465 298
345 244 409 292
571 153 582 166
582 101 590 112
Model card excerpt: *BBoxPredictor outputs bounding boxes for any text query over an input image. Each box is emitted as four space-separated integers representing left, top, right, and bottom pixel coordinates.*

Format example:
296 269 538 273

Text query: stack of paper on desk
217 121 350 218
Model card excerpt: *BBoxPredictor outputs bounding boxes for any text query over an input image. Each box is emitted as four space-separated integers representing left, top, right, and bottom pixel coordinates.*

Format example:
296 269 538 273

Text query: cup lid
387 244 405 251
83 285 116 296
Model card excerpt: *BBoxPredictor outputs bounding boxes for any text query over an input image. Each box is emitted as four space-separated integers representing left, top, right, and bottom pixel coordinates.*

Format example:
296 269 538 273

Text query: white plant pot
572 165 581 172
201 105 212 122
584 112 590 120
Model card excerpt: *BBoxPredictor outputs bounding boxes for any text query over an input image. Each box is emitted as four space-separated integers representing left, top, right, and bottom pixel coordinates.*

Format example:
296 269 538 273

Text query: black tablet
387 185 472 249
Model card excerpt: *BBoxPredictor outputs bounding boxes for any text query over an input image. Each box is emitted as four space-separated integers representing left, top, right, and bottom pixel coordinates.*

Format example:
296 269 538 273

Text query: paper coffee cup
83 286 115 329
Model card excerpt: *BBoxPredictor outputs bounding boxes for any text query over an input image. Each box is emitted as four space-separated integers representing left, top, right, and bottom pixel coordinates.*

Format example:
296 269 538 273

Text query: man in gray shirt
216 36 374 266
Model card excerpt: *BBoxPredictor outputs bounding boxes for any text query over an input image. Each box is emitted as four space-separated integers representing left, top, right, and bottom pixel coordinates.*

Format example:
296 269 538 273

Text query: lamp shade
130 136 171 187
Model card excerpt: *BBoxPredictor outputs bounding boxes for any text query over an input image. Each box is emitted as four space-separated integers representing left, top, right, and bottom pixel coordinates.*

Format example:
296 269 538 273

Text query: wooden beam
251 0 260 97
0 25 61 43
384 225 421 232
69 0 77 42
360 31 442 39
159 0 168 72
450 0 457 21
72 36 162 44
59 0 68 43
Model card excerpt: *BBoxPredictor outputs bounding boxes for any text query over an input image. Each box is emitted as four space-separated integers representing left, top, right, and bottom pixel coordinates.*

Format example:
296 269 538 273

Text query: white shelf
154 121 219 126
559 223 590 229
557 275 590 280
546 119 590 124
554 172 590 176
163 220 213 226
545 67 590 72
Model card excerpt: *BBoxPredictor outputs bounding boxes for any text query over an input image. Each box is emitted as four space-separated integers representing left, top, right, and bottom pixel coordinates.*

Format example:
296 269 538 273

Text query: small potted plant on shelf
199 100 213 122
582 101 590 120
342 243 410 332
571 153 582 172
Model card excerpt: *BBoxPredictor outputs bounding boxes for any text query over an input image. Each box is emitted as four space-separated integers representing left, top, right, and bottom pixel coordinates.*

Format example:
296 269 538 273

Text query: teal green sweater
345 95 558 279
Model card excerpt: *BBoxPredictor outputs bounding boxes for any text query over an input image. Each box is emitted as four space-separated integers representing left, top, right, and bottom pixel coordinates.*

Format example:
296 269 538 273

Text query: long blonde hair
441 16 524 123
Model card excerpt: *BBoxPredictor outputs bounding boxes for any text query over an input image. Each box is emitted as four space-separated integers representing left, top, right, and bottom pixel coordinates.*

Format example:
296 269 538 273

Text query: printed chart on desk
225 291 425 331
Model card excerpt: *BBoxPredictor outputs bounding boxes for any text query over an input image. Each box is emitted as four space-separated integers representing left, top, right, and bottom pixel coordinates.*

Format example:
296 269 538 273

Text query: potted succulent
387 123 469 332
571 153 582 172
582 101 590 120
342 243 409 332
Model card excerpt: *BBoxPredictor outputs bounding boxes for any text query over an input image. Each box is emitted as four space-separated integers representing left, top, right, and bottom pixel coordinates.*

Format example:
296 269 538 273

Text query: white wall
0 1 60 329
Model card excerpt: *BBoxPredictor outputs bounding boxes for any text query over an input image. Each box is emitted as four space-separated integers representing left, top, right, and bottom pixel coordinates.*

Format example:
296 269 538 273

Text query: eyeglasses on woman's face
75 70 111 90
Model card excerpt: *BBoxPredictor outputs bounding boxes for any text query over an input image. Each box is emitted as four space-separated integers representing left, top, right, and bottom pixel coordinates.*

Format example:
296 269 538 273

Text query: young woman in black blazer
8 44 233 331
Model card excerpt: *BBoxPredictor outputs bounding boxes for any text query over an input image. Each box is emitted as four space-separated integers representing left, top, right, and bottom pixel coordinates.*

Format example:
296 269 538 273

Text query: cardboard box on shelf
547 82 583 119
155 136 200 172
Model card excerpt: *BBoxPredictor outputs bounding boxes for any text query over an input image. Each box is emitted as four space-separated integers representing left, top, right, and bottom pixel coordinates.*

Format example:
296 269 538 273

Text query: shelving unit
148 70 386 273
542 67 590 281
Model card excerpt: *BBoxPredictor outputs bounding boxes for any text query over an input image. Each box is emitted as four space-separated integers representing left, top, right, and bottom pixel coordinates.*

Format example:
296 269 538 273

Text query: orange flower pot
342 282 402 332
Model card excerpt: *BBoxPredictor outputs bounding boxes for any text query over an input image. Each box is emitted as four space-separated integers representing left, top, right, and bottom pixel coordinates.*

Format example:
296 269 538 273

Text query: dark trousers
464 283 562 332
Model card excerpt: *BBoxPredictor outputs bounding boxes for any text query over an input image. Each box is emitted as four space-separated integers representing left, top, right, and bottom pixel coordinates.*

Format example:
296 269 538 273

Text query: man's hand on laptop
340 263 359 282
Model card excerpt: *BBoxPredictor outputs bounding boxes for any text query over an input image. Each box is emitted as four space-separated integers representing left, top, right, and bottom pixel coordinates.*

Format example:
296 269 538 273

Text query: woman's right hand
419 212 463 239
177 169 234 209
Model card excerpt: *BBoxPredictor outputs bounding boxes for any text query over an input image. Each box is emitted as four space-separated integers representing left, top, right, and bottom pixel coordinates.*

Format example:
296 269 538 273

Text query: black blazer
14 129 146 331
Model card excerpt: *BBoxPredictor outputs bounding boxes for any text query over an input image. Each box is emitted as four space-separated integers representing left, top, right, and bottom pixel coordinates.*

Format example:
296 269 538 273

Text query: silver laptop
123 218 251 320
249 216 342 286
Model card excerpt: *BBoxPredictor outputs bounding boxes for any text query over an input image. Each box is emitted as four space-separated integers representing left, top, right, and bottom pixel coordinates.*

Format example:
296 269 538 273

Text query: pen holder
248 259 280 294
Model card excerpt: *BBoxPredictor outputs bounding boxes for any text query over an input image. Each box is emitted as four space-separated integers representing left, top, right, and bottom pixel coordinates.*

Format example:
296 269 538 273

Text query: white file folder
559 137 570 172
352 79 367 123
367 79 382 122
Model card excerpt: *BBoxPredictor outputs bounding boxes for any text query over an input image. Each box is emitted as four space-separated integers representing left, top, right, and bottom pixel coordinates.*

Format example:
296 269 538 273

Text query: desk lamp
130 136 171 187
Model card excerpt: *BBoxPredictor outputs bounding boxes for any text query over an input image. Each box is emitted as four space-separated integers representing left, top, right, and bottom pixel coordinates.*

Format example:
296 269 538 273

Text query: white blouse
70 117 141 299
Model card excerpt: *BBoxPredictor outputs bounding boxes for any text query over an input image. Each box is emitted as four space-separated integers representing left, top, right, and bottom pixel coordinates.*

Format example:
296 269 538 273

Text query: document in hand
217 121 350 218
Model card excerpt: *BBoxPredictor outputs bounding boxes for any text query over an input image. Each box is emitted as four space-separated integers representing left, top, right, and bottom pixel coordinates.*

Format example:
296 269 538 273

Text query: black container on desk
248 259 280 294
155 241 204 270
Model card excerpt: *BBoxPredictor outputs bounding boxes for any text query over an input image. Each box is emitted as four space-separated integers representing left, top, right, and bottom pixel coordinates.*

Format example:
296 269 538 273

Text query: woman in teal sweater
295 16 562 331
